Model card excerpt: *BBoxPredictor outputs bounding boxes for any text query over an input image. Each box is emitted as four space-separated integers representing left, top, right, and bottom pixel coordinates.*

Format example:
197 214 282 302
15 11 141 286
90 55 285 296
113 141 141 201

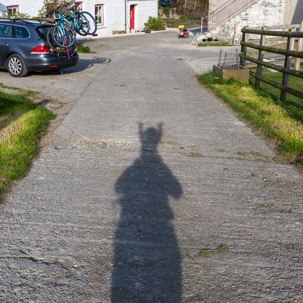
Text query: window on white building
76 2 83 11
7 5 19 17
95 4 104 25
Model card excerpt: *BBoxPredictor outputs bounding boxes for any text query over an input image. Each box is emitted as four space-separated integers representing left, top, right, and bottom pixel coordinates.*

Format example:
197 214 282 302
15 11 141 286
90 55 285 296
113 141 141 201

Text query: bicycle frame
57 12 81 33
46 4 77 56
47 3 96 40
51 19 75 50
55 20 68 41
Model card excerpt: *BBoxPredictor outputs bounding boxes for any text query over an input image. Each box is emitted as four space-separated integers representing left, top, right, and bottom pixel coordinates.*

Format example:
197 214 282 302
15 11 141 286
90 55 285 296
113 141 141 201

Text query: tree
175 0 208 18
38 0 74 17
159 0 176 7
3 11 30 19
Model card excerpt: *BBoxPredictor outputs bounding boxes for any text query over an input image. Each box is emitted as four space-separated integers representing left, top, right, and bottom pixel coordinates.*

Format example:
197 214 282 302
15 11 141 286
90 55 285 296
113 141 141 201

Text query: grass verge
198 72 303 167
77 43 95 53
198 42 234 47
0 89 55 202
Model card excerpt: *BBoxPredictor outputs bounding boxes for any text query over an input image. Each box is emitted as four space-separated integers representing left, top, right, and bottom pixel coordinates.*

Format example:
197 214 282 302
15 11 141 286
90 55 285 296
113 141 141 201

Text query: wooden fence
240 24 303 102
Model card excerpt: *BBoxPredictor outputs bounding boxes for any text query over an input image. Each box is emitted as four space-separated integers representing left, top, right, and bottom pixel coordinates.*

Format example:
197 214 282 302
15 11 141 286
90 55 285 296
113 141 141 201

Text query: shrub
77 44 92 53
38 0 74 17
144 17 165 31
3 12 30 19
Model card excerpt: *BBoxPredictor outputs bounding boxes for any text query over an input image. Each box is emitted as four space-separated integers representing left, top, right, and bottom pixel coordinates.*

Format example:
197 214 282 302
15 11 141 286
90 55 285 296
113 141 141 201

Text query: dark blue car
0 19 78 77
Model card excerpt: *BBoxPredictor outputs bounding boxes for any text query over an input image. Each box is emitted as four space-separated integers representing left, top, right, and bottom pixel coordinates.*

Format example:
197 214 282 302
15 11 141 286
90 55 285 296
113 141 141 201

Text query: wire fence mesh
218 48 243 69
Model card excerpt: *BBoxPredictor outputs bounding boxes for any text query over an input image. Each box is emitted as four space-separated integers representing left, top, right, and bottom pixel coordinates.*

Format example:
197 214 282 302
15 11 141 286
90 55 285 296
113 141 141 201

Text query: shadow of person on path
111 123 183 303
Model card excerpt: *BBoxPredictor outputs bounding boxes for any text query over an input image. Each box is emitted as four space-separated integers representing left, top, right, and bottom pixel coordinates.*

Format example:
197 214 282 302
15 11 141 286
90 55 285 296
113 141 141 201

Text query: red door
130 5 135 30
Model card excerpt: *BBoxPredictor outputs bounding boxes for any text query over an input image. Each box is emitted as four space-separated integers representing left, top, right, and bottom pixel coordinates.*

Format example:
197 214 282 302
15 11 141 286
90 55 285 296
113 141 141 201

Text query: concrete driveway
0 32 303 302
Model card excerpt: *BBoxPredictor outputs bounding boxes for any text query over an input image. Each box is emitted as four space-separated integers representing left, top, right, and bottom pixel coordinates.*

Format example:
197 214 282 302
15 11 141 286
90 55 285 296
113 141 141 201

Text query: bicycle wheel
77 11 97 35
47 26 76 53
47 27 63 53
50 24 76 48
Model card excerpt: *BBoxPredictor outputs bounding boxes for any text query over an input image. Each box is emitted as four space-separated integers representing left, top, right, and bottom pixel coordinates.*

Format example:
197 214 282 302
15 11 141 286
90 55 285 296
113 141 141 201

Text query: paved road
1 32 303 302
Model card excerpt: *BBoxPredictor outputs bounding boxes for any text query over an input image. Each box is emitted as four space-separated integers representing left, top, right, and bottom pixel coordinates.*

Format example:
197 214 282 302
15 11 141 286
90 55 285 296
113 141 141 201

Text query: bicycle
46 5 77 54
62 3 97 36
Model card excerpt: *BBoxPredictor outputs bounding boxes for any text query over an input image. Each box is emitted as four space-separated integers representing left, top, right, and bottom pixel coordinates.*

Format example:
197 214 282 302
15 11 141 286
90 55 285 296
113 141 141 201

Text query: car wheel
6 54 28 77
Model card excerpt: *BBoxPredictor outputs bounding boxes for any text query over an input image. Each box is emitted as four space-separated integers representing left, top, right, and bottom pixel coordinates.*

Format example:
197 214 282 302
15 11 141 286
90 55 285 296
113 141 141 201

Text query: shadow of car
0 18 78 77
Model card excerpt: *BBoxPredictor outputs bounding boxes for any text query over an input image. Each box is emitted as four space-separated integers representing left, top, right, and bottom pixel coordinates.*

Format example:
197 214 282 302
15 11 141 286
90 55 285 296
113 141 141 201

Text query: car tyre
6 54 28 77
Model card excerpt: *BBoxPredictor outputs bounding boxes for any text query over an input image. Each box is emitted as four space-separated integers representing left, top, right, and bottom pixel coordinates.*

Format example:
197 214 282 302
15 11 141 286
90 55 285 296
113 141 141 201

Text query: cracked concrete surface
0 32 303 302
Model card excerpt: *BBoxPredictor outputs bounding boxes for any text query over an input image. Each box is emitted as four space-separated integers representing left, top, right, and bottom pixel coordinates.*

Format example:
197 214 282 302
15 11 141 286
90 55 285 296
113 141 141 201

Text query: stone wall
210 0 287 43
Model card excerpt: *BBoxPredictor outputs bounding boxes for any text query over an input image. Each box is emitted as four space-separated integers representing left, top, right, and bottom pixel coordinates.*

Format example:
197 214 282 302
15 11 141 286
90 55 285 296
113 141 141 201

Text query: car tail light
31 45 50 55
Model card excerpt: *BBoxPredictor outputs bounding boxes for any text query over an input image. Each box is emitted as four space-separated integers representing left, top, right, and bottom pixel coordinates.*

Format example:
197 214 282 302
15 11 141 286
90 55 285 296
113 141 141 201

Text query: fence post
233 24 238 44
294 21 303 71
255 26 267 89
280 27 295 102
240 27 248 69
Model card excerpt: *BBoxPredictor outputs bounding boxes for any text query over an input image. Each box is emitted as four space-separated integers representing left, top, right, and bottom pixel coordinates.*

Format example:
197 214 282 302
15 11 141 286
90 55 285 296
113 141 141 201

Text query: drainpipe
125 0 127 33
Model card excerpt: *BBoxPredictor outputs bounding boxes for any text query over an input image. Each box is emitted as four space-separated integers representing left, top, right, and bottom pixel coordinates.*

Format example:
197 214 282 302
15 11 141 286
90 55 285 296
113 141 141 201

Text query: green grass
198 72 303 166
77 44 94 53
181 152 204 158
198 245 230 257
198 42 233 47
165 17 197 28
0 90 55 201
254 68 303 121
183 244 230 259
257 64 302 93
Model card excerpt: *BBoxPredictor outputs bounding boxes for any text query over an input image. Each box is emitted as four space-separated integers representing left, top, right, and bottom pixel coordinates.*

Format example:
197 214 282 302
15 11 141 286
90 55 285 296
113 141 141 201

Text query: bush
163 6 171 18
3 12 30 19
38 0 74 17
144 17 165 31
77 44 92 53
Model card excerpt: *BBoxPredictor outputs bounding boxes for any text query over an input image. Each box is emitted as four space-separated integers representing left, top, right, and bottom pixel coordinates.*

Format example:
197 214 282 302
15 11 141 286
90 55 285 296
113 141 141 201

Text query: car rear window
36 26 52 40
15 26 30 38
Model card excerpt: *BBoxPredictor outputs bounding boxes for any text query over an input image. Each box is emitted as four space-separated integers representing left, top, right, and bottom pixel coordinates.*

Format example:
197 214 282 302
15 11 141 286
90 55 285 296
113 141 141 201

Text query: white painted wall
128 0 158 30
83 1 125 36
284 0 303 24
209 0 226 14
1 0 43 17
0 3 6 17
84 0 158 36
0 0 158 36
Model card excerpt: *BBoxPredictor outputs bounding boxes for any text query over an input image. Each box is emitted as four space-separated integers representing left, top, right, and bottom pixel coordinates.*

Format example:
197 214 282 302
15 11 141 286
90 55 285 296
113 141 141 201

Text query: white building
0 0 158 36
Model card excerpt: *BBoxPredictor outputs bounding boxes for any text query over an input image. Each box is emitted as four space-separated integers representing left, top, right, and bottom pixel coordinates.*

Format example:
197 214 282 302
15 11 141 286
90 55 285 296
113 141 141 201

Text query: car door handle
4 43 9 46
